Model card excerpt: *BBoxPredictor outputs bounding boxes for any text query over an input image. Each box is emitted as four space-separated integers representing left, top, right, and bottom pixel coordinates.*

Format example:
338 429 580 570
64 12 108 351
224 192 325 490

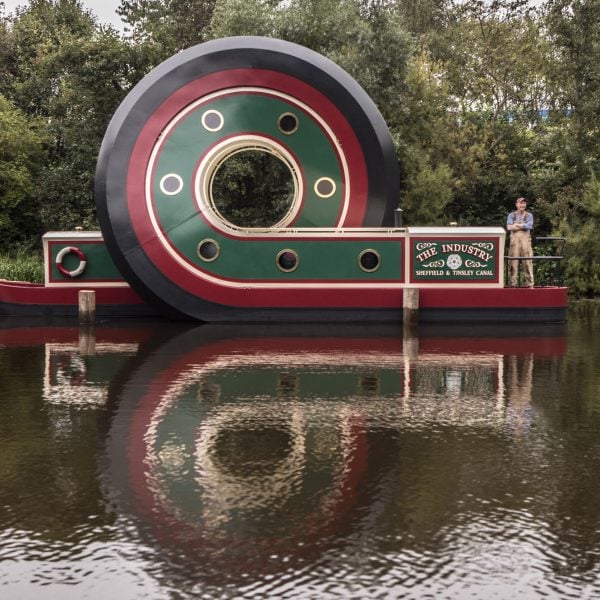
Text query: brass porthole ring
278 112 299 135
197 238 221 262
358 249 380 272
276 249 299 272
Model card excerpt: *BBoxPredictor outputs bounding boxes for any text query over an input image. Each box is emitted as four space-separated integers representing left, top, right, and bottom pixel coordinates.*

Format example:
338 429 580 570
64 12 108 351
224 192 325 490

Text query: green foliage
211 150 295 227
119 0 217 54
394 52 455 223
545 0 600 178
332 4 414 132
0 1 152 248
275 0 367 56
208 0 277 38
402 152 454 225
558 176 600 297
0 250 44 282
441 4 547 115
0 94 46 247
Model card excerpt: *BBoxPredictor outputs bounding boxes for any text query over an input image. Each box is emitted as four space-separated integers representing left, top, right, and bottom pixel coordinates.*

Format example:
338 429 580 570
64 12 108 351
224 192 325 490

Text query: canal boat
0 37 567 323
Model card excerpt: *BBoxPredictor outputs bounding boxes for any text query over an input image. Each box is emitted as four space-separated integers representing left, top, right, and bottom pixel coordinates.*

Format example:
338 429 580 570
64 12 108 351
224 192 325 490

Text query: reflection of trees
543 448 600 577
358 344 600 583
0 346 110 539
532 310 600 578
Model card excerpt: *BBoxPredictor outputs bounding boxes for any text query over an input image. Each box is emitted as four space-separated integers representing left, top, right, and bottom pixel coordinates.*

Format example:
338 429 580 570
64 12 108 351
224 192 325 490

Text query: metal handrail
504 236 566 287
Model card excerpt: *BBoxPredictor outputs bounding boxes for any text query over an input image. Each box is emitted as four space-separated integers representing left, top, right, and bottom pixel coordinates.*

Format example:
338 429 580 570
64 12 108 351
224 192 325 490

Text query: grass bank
0 251 44 283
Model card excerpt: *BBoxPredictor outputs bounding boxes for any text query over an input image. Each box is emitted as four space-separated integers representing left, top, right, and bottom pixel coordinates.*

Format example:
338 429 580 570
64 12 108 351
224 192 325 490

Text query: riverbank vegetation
0 251 43 283
0 0 599 296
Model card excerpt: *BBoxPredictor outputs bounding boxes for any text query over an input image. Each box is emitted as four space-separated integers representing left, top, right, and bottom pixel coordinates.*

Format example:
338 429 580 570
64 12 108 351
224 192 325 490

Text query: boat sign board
407 227 505 286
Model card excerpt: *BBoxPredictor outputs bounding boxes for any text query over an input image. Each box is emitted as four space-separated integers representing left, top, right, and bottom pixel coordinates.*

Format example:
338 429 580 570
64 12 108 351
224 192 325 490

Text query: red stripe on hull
420 287 568 309
0 326 155 347
1 281 568 311
0 323 568 356
0 281 146 306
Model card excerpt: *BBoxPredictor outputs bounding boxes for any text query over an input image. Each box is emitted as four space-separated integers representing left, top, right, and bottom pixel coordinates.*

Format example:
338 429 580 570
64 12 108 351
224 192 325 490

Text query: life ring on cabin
56 246 87 278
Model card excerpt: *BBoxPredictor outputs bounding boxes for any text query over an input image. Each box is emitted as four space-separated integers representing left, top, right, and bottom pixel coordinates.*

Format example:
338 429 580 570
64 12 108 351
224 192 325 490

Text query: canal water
1 303 599 599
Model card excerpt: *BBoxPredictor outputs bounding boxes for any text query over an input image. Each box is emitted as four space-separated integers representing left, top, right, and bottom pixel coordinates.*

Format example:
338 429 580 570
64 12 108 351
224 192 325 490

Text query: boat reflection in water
96 322 567 590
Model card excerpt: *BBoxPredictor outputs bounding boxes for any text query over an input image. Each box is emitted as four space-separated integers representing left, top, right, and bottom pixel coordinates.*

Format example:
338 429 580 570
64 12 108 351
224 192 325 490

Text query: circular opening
359 249 380 272
197 239 220 262
278 112 299 134
211 149 296 228
201 109 224 132
276 249 299 272
278 372 298 395
314 177 336 198
160 173 184 196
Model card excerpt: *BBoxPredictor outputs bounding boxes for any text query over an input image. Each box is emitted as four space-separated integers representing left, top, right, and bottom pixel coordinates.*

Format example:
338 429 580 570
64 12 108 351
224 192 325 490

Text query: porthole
314 177 336 198
198 381 221 402
276 249 299 273
197 239 220 262
359 249 380 272
278 112 299 134
160 173 184 196
202 109 224 132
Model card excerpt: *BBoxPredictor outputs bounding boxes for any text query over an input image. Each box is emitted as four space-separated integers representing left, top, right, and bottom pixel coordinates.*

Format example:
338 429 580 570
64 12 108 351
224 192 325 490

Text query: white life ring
56 246 87 278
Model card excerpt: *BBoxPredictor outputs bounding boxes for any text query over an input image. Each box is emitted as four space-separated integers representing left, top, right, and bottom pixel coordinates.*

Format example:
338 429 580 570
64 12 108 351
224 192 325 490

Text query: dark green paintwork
51 242 124 281
145 92 408 283
179 226 403 280
153 94 345 230
154 95 343 228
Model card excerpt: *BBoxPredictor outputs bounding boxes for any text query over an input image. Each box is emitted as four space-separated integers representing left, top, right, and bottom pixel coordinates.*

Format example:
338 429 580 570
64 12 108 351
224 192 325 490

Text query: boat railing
504 236 566 287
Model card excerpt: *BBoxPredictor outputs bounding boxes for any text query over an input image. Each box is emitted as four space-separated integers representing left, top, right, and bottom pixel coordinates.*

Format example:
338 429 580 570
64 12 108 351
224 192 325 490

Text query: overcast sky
1 0 125 31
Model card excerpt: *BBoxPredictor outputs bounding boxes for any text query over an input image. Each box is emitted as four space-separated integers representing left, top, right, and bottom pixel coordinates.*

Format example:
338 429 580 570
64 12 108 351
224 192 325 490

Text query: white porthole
201 109 224 132
197 239 220 262
159 173 184 196
358 249 381 273
314 177 336 198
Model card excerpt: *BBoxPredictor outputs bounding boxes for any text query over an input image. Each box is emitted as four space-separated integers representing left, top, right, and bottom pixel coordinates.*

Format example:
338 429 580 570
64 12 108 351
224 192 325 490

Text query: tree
118 0 217 56
0 94 46 248
395 52 456 224
0 0 149 242
544 0 600 182
559 176 600 296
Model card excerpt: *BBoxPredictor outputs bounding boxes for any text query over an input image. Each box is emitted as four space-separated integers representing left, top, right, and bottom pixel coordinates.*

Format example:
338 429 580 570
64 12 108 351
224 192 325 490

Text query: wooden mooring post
78 290 96 325
403 288 419 328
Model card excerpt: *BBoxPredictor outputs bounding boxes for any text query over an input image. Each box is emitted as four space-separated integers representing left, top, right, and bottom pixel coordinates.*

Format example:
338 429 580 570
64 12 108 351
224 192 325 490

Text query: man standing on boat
506 197 534 287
